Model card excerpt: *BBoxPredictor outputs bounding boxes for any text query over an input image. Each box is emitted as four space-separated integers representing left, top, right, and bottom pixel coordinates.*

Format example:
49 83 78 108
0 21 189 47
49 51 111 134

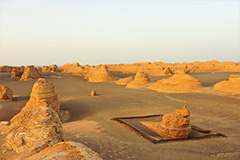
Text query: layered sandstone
20 65 44 81
141 106 191 139
0 85 13 100
3 79 64 158
214 75 240 94
29 78 60 113
87 65 118 82
116 77 134 85
147 71 203 93
27 141 103 160
126 72 150 88
42 64 59 72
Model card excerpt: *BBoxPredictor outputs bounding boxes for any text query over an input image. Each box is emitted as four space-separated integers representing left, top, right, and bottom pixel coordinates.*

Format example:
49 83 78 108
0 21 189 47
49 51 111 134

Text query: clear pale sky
0 0 239 66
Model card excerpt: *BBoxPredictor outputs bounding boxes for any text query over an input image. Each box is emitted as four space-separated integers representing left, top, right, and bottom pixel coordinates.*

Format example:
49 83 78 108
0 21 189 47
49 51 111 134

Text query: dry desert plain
0 70 240 160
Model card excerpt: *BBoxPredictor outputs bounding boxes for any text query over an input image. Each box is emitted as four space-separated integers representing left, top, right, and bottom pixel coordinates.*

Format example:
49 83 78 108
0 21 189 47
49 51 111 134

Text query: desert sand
0 68 240 159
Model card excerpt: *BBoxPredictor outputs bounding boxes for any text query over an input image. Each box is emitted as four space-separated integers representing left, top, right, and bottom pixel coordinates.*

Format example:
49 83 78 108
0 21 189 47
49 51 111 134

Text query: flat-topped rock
214 74 240 94
147 72 203 93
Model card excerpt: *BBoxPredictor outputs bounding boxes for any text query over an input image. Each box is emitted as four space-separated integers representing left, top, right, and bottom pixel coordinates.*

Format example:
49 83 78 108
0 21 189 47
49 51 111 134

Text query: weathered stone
91 90 97 96
116 77 134 85
29 78 60 113
148 72 203 93
0 121 10 126
126 72 150 88
59 110 71 122
11 68 24 78
214 75 240 94
27 141 103 160
20 66 43 81
0 85 13 100
141 106 191 139
87 65 118 82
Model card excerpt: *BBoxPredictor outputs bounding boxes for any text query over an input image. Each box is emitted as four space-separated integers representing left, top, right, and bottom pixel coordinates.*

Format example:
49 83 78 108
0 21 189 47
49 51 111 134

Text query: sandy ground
0 72 240 160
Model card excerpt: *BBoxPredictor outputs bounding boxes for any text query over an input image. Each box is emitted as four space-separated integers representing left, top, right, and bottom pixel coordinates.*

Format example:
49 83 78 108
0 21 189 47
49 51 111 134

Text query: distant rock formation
27 141 103 160
20 65 44 81
141 106 191 139
87 65 118 82
147 70 203 93
41 64 59 72
91 90 97 96
0 85 13 100
11 67 24 78
60 62 85 76
126 72 150 88
116 77 134 85
214 75 240 94
159 67 172 76
0 65 25 73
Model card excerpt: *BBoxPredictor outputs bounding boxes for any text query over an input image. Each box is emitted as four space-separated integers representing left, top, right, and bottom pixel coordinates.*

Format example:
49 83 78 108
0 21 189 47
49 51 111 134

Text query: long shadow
13 96 30 102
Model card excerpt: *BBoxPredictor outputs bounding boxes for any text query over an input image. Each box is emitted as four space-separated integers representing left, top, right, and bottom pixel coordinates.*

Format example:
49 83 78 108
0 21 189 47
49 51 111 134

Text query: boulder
91 90 97 96
27 141 103 160
0 85 13 100
141 106 191 139
147 71 202 93
214 75 240 94
116 77 134 85
11 68 24 78
87 66 118 82
126 72 150 88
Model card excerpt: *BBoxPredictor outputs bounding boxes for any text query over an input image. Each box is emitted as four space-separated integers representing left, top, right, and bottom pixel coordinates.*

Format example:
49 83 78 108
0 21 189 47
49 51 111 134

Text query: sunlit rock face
0 85 13 100
3 78 63 158
20 65 44 81
116 77 134 85
27 141 103 160
87 65 118 82
126 72 150 88
214 75 240 94
142 106 192 139
147 70 203 93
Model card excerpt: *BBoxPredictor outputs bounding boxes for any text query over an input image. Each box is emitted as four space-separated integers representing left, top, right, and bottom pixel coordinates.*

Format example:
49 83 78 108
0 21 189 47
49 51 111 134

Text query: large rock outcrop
214 75 240 94
60 62 86 76
41 64 59 72
141 106 191 139
126 72 150 88
87 65 118 82
116 77 134 85
20 65 44 81
11 68 24 78
27 141 103 160
0 85 13 100
147 70 203 93
3 79 63 158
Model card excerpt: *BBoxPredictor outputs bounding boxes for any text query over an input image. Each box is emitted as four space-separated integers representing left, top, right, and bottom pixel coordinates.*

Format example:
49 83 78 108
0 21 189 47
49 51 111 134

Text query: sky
0 0 239 66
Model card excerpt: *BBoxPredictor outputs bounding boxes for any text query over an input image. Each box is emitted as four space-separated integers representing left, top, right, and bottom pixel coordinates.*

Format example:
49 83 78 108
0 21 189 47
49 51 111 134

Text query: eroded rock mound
141 106 191 139
148 71 203 93
126 72 150 88
60 62 85 76
116 77 134 85
4 100 63 158
27 141 103 160
11 68 24 78
0 85 13 100
91 90 97 96
42 64 59 72
3 79 64 158
20 65 44 81
29 78 60 113
87 65 118 82
214 75 240 94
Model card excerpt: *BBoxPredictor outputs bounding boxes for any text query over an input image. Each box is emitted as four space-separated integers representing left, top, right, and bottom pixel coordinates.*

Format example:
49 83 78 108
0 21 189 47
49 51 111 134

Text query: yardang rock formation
148 70 203 93
141 106 192 139
0 85 13 100
20 65 44 81
87 65 118 82
126 72 150 88
214 75 240 94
